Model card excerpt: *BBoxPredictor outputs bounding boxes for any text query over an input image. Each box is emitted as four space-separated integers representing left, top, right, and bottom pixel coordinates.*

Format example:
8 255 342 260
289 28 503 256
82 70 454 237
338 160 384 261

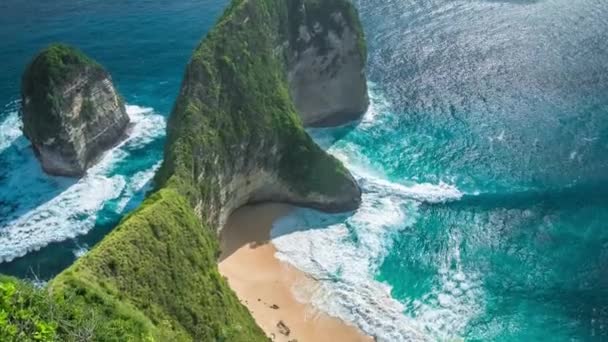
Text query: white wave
272 174 479 341
328 137 463 204
0 105 165 263
272 189 428 341
271 85 479 341
360 81 390 126
0 110 22 152
72 243 90 258
115 161 162 213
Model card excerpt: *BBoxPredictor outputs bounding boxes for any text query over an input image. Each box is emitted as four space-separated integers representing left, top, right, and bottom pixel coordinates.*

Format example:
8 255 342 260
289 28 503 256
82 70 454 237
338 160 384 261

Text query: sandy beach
219 203 372 342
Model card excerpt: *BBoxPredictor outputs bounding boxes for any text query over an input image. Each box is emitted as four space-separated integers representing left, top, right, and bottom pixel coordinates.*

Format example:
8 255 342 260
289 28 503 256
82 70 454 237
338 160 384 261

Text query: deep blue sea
2 0 608 340
0 0 228 276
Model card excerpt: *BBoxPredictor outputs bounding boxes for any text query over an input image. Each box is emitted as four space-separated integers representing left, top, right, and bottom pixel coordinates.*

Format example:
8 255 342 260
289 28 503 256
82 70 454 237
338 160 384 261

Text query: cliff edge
1 1 369 341
157 0 366 231
21 44 129 176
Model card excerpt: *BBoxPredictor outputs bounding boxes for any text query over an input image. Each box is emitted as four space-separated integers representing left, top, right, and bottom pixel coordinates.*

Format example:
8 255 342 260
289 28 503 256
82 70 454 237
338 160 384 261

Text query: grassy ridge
1 189 265 341
3 0 367 340
51 189 265 341
158 0 358 213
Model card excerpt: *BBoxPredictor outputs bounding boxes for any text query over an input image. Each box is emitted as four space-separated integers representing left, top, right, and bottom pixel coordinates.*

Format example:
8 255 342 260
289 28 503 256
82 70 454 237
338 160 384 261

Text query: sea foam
0 105 165 263
271 88 480 341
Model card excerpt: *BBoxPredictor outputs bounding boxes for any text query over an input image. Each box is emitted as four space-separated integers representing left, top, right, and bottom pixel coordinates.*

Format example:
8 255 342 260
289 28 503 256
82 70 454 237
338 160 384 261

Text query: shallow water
1 0 608 340
273 0 608 340
0 0 228 278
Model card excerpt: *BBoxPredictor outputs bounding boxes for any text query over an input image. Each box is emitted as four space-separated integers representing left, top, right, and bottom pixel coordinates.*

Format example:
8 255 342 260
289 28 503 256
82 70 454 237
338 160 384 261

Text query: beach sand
219 203 372 342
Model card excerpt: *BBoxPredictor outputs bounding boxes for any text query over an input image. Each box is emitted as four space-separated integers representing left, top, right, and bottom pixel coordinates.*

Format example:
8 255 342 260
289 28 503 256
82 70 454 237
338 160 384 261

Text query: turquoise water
2 0 608 340
0 0 228 277
272 0 608 341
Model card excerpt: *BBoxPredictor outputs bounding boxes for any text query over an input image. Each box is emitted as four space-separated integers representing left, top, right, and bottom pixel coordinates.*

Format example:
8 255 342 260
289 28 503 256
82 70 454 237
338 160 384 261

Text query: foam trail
271 86 479 341
272 188 429 341
115 161 162 213
0 105 165 263
72 242 90 258
271 172 477 341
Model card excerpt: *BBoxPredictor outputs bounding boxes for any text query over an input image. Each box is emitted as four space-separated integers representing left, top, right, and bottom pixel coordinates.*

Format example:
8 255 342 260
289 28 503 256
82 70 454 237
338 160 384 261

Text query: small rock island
0 0 369 340
20 44 129 177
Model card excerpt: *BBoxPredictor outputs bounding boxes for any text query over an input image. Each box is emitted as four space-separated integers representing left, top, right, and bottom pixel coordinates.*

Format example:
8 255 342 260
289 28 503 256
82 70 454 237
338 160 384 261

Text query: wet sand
219 203 371 342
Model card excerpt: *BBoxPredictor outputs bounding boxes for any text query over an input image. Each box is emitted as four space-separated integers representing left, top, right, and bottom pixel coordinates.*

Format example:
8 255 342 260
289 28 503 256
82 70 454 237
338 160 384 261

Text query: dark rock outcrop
287 0 369 126
156 0 367 231
21 44 129 177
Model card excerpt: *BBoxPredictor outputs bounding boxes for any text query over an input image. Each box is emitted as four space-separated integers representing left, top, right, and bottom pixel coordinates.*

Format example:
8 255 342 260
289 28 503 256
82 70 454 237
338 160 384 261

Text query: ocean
1 0 608 340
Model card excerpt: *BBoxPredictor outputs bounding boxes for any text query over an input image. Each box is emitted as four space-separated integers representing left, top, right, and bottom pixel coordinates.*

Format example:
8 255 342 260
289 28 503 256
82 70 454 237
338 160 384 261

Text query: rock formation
287 0 369 126
5 0 371 340
21 44 129 177
156 0 368 231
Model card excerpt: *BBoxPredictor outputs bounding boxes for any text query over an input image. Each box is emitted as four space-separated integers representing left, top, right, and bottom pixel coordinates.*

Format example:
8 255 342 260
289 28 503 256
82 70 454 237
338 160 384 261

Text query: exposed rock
157 0 366 232
21 44 129 177
287 0 369 126
41 0 369 340
277 320 291 336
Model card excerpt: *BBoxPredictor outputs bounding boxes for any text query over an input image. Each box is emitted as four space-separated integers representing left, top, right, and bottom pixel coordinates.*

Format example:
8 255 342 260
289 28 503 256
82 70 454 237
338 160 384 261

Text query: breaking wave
0 104 165 263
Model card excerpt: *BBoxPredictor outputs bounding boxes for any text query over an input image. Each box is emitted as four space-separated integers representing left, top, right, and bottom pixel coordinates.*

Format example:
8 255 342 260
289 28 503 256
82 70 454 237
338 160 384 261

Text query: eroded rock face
158 0 367 232
287 0 369 127
21 44 129 177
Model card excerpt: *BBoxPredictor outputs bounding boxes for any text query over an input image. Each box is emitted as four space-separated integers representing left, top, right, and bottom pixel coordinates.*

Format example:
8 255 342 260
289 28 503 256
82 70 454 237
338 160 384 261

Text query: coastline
219 203 372 342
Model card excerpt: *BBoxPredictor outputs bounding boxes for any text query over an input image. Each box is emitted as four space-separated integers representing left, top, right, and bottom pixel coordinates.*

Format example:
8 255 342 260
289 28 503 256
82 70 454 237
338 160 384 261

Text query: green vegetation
7 0 366 340
1 190 266 342
0 276 57 342
22 44 100 91
50 189 265 341
0 274 148 342
20 43 106 145
158 0 358 206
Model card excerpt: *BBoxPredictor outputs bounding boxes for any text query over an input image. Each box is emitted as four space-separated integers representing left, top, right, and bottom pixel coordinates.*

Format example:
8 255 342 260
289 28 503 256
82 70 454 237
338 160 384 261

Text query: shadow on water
307 120 359 149
0 212 124 280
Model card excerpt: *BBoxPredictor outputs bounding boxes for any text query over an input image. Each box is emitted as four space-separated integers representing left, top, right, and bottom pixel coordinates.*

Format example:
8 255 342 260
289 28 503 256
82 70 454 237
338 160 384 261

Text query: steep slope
287 0 369 126
156 0 365 230
2 0 368 341
21 44 130 176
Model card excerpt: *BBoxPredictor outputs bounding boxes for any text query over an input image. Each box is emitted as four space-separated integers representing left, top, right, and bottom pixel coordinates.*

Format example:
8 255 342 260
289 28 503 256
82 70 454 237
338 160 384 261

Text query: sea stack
287 0 369 127
42 0 367 340
20 44 129 177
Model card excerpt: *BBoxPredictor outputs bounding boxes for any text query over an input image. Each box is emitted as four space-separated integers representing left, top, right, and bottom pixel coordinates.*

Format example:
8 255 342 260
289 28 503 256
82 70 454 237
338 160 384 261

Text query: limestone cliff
157 0 366 230
287 0 369 126
5 1 371 341
21 44 129 176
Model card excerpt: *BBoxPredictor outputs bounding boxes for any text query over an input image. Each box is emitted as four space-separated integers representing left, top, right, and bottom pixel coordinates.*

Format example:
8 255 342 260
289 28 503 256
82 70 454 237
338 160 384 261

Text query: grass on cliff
51 188 266 341
20 43 106 144
5 0 366 340
0 276 58 342
1 190 266 342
